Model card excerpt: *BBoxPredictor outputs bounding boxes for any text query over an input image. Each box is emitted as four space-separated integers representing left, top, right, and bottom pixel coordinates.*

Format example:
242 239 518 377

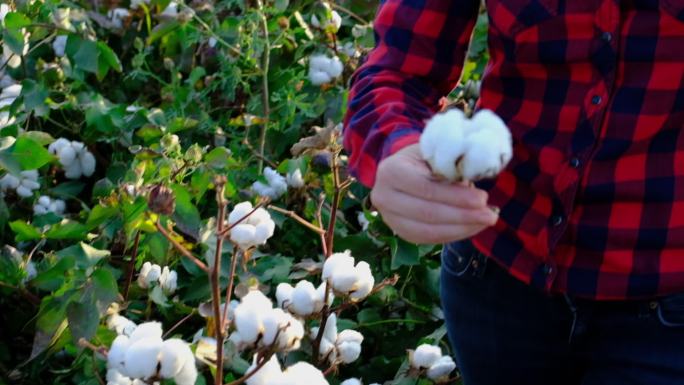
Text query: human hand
371 144 498 245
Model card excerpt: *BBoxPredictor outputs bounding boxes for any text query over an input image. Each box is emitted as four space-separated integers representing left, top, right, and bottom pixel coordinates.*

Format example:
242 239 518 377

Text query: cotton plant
321 250 375 302
227 201 276 250
48 138 97 179
106 321 198 385
308 54 343 86
252 167 288 199
0 170 40 198
228 290 305 352
408 344 457 383
137 262 178 294
33 195 66 216
420 109 513 182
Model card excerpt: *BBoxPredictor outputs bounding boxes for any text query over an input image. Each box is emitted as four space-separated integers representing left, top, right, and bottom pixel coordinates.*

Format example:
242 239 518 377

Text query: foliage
0 0 489 384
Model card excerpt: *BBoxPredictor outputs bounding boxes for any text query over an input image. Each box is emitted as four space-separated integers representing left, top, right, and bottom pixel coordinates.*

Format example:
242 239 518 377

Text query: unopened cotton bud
426 355 457 381
411 344 443 369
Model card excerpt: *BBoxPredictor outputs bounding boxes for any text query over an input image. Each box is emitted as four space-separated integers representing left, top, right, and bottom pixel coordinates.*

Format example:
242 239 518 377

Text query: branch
123 231 141 301
154 220 209 272
211 178 228 385
221 246 240 330
256 0 271 172
268 205 325 235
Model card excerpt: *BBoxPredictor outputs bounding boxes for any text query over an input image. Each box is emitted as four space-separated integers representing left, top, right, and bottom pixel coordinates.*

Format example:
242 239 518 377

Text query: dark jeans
440 240 684 385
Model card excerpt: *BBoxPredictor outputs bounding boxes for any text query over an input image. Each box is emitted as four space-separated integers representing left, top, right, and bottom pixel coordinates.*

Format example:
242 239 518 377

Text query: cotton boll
57 145 76 166
341 379 362 385
106 368 132 385
337 340 361 363
0 173 19 190
107 314 137 336
158 338 193 378
53 35 67 57
245 354 283 385
322 313 338 344
350 262 374 302
275 282 294 308
234 304 263 345
137 262 152 288
264 167 287 194
145 264 162 287
48 138 71 155
314 282 333 312
38 195 50 207
281 362 328 385
285 168 304 188
289 280 318 316
159 267 178 294
309 70 332 86
277 313 304 351
16 186 33 198
247 207 271 226
107 8 130 29
0 4 9 25
260 308 287 346
107 335 130 372
63 161 82 179
230 223 257 249
20 178 40 191
173 359 198 385
160 2 178 18
129 322 163 343
330 262 359 293
242 290 273 310
426 355 457 381
326 56 343 78
253 220 275 245
228 201 253 226
123 337 163 379
1 84 22 99
411 344 443 369
33 203 48 215
337 329 364 345
80 150 96 176
322 250 354 281
251 181 276 199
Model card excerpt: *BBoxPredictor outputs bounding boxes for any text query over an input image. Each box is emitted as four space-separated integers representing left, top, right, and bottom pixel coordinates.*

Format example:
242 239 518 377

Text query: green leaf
388 237 421 270
147 20 181 44
21 79 50 116
21 131 54 146
204 147 232 169
0 137 21 174
170 184 201 237
55 243 110 269
45 220 88 240
89 268 119 312
32 256 75 291
12 135 53 170
98 42 122 72
3 12 31 29
49 181 86 198
67 35 99 74
67 300 99 344
86 204 119 229
10 220 42 242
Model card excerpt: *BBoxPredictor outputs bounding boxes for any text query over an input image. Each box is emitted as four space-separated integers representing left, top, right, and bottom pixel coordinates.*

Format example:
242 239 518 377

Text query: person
342 1 684 384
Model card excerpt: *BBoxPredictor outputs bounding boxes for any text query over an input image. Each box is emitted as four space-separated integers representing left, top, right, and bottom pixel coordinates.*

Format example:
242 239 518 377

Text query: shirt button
591 95 603 105
569 157 581 168
601 31 613 42
552 215 564 227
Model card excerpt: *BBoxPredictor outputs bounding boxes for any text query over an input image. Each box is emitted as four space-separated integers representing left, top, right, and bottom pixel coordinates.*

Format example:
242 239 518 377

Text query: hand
371 144 498 245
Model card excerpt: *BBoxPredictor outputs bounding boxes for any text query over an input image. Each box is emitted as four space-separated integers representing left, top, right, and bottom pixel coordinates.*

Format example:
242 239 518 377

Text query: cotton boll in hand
419 108 512 182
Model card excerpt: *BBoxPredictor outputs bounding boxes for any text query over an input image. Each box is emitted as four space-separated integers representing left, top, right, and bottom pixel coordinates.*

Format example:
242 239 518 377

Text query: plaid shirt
343 0 684 300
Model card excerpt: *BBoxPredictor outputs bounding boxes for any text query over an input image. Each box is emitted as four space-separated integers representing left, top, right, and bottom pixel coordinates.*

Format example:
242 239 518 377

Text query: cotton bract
252 167 288 199
322 250 375 301
420 109 512 182
308 54 343 85
0 170 40 198
228 202 276 250
48 138 96 179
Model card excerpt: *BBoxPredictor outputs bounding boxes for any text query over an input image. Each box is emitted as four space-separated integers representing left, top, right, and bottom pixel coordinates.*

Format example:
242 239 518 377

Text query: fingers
380 211 491 245
373 188 498 226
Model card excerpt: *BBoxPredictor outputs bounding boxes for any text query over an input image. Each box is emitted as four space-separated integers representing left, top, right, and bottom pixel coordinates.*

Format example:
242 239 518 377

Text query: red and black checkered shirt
343 0 684 300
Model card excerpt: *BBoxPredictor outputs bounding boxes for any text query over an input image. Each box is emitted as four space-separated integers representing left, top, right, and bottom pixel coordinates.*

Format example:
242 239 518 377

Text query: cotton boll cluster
137 262 177 294
33 195 66 216
275 281 331 317
311 314 364 364
321 250 375 301
107 8 130 29
227 201 276 250
48 138 96 179
308 54 343 86
245 355 329 385
285 168 304 188
252 167 288 199
311 10 342 33
0 170 40 198
420 109 513 182
228 290 305 352
409 344 457 382
106 321 197 385
52 35 67 57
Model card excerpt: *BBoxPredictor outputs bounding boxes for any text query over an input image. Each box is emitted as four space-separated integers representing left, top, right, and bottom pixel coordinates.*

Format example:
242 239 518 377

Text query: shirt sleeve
342 0 480 187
